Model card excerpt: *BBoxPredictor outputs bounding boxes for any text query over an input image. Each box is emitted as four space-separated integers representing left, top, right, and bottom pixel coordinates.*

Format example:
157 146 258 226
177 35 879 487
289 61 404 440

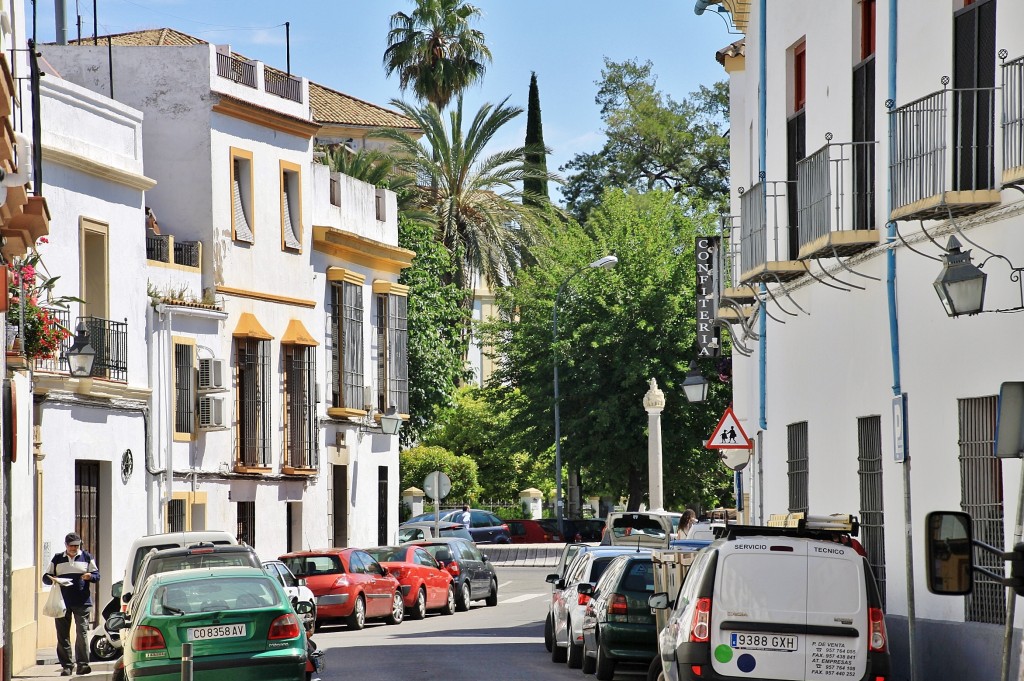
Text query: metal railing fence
797 140 877 249
216 52 256 88
1003 55 1024 176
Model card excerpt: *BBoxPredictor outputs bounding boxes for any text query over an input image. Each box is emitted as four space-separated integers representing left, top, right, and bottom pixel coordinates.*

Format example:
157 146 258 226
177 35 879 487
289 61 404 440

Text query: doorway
74 461 101 621
332 465 348 547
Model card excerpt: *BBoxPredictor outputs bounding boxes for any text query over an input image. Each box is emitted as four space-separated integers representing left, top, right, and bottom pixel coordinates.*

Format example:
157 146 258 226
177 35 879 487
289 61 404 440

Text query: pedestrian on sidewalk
42 531 99 676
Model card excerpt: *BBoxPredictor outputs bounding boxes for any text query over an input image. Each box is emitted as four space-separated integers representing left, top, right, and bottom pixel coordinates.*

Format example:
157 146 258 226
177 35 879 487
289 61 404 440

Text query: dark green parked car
113 566 310 681
579 553 658 680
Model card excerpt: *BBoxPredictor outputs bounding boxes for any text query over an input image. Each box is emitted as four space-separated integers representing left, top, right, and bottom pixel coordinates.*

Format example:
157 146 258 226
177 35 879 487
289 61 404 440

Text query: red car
280 548 404 630
507 519 562 543
365 545 457 619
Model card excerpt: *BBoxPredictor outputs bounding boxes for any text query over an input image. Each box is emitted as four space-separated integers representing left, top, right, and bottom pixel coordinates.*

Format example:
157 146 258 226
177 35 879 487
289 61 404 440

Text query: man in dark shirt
42 531 100 676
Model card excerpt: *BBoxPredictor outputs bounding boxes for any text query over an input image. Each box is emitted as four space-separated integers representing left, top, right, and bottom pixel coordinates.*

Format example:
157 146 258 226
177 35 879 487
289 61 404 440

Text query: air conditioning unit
198 358 227 392
198 395 227 431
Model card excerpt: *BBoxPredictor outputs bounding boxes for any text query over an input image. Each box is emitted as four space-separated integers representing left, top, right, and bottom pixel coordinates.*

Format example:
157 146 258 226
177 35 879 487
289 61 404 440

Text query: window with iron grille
857 415 886 609
283 344 318 469
167 498 186 533
331 282 364 409
959 395 1005 624
235 338 271 468
376 292 409 414
787 421 809 514
236 501 256 547
173 341 195 438
281 164 301 251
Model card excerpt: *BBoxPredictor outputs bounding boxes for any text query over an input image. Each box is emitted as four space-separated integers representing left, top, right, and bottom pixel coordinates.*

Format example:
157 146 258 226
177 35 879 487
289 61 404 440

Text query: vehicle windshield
150 577 280 615
140 553 258 583
417 544 455 561
611 516 668 539
365 547 405 563
283 555 345 576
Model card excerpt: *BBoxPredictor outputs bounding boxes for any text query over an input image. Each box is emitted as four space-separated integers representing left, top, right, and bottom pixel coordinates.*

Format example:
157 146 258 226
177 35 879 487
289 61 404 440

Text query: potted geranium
7 245 80 359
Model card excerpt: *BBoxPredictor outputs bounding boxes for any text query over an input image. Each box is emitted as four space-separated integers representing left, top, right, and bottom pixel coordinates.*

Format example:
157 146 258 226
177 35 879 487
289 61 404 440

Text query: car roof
279 548 355 557
410 537 471 546
402 521 466 529
146 566 270 585
582 547 652 558
145 544 255 559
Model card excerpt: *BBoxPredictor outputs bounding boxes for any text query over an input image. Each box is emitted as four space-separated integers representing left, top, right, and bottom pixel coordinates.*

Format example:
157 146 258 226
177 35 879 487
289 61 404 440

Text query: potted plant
7 244 80 360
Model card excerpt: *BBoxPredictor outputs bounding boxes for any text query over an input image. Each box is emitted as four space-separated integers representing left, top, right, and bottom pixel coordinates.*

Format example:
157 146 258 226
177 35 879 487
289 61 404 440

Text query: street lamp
553 254 618 534
681 361 710 402
934 235 987 317
67 319 96 377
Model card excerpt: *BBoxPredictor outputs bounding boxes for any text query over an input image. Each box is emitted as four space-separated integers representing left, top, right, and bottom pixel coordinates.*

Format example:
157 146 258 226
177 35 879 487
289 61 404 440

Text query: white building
709 0 1024 676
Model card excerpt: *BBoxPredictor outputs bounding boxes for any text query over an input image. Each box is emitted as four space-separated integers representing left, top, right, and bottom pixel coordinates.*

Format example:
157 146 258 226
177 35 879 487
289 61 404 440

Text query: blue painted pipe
758 0 768 430
886 1 902 397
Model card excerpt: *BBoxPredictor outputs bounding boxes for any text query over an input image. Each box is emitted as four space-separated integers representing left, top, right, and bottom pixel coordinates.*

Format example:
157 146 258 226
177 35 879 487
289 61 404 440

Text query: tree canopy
400 445 481 506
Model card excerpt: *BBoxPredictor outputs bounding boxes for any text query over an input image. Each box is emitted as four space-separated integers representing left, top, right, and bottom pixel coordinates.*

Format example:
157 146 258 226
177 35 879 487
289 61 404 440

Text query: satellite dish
720 450 750 471
422 471 452 501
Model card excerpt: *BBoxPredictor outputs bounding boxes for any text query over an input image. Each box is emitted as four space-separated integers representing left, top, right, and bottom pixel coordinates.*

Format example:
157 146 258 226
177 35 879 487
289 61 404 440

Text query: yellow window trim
313 226 415 275
164 491 208 532
232 312 274 340
78 216 109 320
281 318 319 346
229 147 254 243
371 280 409 296
172 336 197 442
280 160 303 253
326 266 366 286
215 286 317 308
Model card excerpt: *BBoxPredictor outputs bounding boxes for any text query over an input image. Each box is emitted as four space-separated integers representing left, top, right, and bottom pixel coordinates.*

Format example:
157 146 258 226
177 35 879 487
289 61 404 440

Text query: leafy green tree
561 59 730 222
483 189 733 511
424 386 553 501
383 0 492 111
375 96 562 291
523 72 549 206
399 215 471 443
400 445 482 507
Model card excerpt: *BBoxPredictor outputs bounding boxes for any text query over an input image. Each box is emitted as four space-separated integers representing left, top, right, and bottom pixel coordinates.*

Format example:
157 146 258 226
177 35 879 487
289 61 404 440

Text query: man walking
43 531 99 676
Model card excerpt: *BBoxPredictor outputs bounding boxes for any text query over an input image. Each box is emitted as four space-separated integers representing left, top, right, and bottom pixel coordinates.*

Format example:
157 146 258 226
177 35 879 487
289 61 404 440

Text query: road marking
499 580 513 589
500 593 545 604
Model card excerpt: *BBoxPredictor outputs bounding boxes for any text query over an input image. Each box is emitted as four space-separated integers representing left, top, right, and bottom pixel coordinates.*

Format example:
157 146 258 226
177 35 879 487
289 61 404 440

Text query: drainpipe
758 0 768 432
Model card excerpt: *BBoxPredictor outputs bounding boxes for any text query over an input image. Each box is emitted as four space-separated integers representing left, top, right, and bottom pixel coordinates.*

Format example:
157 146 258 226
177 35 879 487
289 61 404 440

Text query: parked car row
405 509 513 544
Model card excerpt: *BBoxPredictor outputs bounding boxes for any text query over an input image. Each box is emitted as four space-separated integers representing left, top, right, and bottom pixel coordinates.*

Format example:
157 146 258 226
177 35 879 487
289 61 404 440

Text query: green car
113 566 310 681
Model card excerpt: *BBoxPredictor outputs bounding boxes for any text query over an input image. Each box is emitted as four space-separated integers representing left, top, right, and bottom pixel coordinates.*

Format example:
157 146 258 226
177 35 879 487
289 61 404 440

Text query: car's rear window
439 527 473 540
141 552 258 583
611 516 668 539
283 555 344 576
718 552 807 614
619 559 655 593
131 544 179 583
365 547 405 563
150 577 280 615
589 557 617 584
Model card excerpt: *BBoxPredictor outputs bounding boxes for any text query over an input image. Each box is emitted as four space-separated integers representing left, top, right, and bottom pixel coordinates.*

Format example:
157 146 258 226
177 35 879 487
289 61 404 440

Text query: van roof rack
715 513 860 540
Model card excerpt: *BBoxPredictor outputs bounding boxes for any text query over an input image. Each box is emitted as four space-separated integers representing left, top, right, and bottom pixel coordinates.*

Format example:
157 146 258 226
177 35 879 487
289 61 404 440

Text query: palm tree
374 96 561 292
319 145 432 225
383 0 492 111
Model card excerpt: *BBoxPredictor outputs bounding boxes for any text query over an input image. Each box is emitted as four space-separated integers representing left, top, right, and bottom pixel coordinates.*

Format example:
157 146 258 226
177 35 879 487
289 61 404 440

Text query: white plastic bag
43 584 66 618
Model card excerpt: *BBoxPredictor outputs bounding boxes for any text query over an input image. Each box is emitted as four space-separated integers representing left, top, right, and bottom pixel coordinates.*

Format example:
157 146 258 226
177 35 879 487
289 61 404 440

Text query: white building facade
710 0 1024 677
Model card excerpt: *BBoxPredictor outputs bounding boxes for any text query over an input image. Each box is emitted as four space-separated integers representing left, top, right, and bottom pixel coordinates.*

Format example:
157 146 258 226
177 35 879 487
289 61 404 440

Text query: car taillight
501 523 511 535
607 593 628 619
691 664 703 676
690 597 711 642
268 613 301 640
868 607 887 652
446 561 461 576
333 575 349 588
132 626 166 651
577 593 591 606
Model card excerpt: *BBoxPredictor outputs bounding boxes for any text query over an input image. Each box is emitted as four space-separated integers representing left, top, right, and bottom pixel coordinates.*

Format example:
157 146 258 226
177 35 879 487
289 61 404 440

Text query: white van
650 522 890 681
115 530 236 599
602 511 675 549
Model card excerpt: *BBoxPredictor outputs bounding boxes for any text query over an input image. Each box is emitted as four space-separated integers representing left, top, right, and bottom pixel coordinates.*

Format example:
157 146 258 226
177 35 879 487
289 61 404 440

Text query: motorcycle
305 636 325 681
88 596 123 661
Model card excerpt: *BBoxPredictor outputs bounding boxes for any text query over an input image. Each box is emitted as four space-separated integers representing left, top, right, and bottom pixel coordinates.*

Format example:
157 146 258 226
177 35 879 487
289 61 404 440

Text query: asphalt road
310 566 651 681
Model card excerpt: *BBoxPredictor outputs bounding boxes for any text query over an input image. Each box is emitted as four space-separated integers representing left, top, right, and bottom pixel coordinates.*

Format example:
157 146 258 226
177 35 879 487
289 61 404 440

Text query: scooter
88 597 123 661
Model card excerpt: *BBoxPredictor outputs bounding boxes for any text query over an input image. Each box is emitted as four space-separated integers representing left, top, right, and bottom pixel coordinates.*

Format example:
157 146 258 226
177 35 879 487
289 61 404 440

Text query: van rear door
710 540 809 680
803 543 867 679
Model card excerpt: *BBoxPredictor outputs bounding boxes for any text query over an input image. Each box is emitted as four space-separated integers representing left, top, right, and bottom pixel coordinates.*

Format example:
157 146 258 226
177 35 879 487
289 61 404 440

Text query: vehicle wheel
581 647 596 675
485 579 498 607
440 585 456 615
305 605 317 634
551 639 567 663
456 581 471 612
385 591 404 625
567 625 583 669
90 635 120 661
543 614 553 652
410 587 427 620
346 595 366 630
647 657 665 681
595 635 616 681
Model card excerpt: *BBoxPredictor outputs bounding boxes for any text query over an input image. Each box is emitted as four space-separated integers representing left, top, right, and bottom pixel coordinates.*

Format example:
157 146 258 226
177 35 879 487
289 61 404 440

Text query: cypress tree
523 71 549 205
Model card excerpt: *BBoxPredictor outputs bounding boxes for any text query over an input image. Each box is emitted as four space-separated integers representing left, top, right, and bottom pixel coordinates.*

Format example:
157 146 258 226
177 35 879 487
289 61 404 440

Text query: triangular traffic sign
706 406 752 450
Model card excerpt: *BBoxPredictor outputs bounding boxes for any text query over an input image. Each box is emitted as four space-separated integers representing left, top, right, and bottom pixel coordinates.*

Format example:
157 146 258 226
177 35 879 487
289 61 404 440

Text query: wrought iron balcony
888 81 1000 221
1003 53 1024 186
796 137 880 260
34 312 127 382
737 179 806 285
216 52 257 89
718 214 757 304
264 69 302 103
146 234 202 269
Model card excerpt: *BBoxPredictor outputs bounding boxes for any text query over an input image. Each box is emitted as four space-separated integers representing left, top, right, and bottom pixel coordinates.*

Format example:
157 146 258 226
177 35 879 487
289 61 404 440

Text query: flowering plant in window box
7 243 81 359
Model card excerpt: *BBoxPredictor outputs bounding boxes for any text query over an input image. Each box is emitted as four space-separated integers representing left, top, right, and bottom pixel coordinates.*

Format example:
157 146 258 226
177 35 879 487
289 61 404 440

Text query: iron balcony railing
888 83 997 215
216 52 257 89
265 69 302 103
1003 53 1024 180
146 234 202 268
719 214 742 291
739 180 792 277
796 139 877 248
34 313 127 382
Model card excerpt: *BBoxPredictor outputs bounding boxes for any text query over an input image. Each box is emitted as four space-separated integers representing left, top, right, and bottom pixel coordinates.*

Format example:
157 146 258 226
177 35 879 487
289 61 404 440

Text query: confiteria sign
695 236 720 357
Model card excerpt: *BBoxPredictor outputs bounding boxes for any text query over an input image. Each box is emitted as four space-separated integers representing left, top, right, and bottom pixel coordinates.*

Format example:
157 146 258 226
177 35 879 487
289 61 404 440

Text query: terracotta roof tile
716 38 745 65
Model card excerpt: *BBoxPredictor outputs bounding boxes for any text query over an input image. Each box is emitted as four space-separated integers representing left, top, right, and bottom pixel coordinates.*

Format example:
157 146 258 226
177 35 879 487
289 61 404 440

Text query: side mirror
380 566 389 576
121 592 133 605
106 613 128 632
294 601 314 615
481 554 489 563
111 581 123 599
925 511 974 595
649 592 670 609
578 583 594 596
554 579 566 590
545 573 559 584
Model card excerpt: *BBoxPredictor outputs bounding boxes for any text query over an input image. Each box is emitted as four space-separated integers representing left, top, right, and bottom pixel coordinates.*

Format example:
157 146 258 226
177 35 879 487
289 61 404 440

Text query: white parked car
396 521 473 543
262 559 317 631
548 546 652 668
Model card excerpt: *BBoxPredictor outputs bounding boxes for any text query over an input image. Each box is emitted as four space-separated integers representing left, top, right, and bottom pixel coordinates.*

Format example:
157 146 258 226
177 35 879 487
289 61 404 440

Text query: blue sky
34 0 738 201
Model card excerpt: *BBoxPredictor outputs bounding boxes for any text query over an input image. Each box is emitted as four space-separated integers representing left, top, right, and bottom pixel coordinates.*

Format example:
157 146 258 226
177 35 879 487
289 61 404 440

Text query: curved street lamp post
553 255 617 536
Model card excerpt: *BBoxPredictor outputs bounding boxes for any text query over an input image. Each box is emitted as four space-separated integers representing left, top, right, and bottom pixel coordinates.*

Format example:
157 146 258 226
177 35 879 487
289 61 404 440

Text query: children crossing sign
706 406 752 450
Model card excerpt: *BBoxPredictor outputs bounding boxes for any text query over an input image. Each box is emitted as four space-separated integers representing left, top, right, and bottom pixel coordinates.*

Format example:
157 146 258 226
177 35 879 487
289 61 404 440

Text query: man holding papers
42 531 100 676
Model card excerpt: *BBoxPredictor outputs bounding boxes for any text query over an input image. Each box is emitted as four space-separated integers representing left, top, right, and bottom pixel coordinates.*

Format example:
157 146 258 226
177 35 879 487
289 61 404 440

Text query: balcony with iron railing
796 136 880 260
1003 52 1024 186
216 52 257 88
716 213 756 322
146 234 202 270
737 179 807 286
264 68 302 103
34 310 128 382
888 79 1001 222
